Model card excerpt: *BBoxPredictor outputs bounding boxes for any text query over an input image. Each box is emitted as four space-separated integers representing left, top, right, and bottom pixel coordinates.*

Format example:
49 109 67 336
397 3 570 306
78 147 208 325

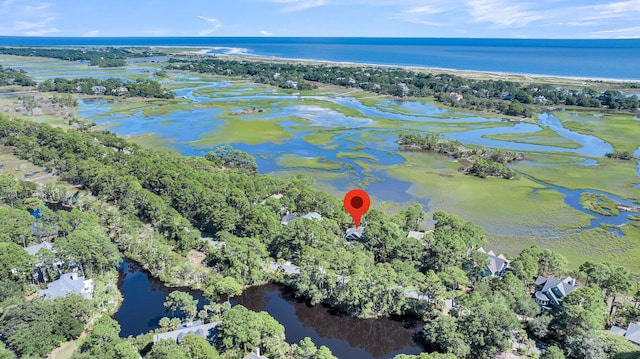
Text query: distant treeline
0 65 36 86
0 47 165 67
167 58 640 116
398 132 522 179
605 151 638 160
38 77 175 99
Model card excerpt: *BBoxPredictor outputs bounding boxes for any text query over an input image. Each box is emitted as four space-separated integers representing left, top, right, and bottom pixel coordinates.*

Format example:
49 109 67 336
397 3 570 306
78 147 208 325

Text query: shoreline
171 46 640 84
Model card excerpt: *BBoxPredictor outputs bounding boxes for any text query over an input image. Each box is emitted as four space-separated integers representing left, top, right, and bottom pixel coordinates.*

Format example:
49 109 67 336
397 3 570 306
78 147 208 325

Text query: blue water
2 37 640 80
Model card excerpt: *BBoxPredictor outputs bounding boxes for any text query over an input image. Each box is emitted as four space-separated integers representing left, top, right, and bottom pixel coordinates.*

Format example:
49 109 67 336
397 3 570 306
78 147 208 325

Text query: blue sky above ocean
1 0 640 38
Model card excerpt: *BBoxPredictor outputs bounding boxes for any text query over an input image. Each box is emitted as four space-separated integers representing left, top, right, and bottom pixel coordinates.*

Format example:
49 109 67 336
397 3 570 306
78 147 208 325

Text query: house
534 96 548 104
345 227 364 241
449 92 463 101
268 262 301 275
112 86 128 96
534 276 577 309
301 212 322 221
200 237 224 248
610 323 640 345
260 193 283 205
24 241 54 256
91 86 106 95
407 231 426 240
284 80 298 89
280 214 300 225
39 272 94 300
281 212 322 225
477 247 510 277
153 321 219 343
243 348 269 359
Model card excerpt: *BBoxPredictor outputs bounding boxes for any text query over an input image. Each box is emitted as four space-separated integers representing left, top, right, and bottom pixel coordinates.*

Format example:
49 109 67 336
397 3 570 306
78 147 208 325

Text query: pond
114 260 424 359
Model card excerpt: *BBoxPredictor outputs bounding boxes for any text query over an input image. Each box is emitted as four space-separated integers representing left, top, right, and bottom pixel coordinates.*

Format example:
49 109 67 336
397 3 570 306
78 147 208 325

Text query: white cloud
270 0 326 12
0 0 58 35
598 0 640 14
24 27 58 35
84 30 99 37
197 15 218 23
260 30 274 36
590 25 640 38
405 5 443 15
197 15 222 36
466 0 548 27
14 16 54 30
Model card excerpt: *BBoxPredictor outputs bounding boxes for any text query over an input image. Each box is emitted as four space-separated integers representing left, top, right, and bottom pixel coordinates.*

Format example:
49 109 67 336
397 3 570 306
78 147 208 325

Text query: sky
1 0 640 39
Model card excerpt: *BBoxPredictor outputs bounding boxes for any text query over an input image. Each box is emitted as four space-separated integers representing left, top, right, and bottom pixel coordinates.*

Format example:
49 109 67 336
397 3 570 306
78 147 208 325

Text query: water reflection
235 284 423 359
115 260 424 359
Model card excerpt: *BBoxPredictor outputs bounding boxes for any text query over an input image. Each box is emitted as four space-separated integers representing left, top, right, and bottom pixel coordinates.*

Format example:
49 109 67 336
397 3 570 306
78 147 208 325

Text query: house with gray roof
281 212 322 225
477 247 510 277
39 272 94 300
610 323 640 346
243 348 268 359
260 193 283 205
407 231 426 241
25 241 54 256
153 321 219 343
268 262 301 275
534 276 577 309
345 227 364 241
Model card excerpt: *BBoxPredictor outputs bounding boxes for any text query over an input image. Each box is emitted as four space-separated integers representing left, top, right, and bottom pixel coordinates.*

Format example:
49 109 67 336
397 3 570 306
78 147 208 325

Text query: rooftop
39 272 93 300
25 241 53 256
153 321 219 343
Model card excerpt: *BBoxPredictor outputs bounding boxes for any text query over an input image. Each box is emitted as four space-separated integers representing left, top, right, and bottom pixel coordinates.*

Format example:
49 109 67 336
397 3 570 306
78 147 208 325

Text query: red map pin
344 189 370 229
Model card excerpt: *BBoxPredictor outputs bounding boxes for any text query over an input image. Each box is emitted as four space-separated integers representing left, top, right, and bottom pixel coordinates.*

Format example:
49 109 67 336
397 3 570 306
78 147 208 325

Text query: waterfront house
112 86 128 96
534 96 548 104
449 92 463 101
153 320 219 343
91 85 106 95
534 276 577 309
39 272 94 300
610 323 640 346
477 247 510 277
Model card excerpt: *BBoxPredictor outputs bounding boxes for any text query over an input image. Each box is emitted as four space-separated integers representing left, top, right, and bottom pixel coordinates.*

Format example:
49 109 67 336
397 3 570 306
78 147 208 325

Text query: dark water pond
114 260 424 359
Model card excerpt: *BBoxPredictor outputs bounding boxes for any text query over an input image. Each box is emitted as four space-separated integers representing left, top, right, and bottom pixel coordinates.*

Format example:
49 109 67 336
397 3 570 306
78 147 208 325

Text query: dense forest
0 65 36 87
0 47 165 67
37 77 175 99
0 115 639 358
166 58 640 116
398 132 522 179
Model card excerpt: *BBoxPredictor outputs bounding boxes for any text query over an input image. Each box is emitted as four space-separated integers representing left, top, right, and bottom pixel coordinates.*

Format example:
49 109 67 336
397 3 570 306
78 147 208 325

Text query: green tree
148 339 190 359
0 242 32 282
541 346 566 359
0 206 35 247
209 276 242 304
180 334 220 359
291 337 337 359
423 315 470 358
54 223 121 275
554 285 606 338
217 305 286 358
164 291 198 321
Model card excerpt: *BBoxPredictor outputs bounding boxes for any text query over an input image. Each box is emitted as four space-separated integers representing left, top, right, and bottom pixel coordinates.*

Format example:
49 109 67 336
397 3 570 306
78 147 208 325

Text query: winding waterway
114 260 423 359
77 80 640 235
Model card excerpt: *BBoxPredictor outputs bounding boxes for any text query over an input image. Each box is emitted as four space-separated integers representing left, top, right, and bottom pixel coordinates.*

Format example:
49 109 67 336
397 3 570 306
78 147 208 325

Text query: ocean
0 37 639 80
